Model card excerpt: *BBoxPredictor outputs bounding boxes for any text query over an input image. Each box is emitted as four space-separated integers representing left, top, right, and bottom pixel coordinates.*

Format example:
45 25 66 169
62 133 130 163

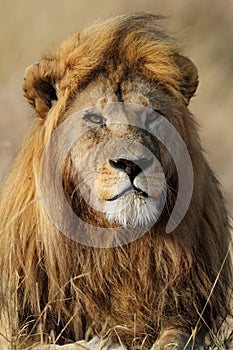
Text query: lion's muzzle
106 157 153 200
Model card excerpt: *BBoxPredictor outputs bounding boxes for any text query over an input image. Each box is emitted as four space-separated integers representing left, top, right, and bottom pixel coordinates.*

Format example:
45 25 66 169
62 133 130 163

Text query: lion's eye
84 113 106 126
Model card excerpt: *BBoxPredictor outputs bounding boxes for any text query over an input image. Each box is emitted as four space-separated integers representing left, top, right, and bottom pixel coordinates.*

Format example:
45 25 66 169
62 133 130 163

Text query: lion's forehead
68 74 155 116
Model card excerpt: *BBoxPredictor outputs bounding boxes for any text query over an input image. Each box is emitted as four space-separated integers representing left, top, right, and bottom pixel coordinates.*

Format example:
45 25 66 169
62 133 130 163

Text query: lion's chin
103 193 162 229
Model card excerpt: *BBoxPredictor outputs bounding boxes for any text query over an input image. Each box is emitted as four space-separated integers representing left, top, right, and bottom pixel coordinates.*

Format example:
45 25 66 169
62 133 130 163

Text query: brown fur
0 14 232 349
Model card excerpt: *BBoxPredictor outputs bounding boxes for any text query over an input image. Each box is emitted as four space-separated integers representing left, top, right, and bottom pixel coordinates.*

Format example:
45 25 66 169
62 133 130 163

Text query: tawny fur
0 14 232 349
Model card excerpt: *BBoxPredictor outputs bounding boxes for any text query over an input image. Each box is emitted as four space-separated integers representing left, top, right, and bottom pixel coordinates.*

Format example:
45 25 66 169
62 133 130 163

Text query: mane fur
0 14 232 348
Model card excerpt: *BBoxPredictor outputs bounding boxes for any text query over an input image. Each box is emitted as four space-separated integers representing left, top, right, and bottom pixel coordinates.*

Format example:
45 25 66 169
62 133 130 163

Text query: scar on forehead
98 97 108 108
139 95 149 107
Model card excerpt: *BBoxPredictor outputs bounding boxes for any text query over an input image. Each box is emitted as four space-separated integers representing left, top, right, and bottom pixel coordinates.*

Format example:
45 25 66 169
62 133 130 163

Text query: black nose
109 157 153 182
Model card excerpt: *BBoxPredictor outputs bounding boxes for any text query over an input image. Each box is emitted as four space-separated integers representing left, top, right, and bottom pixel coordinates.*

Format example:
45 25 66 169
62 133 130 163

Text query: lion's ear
23 63 58 119
174 54 199 104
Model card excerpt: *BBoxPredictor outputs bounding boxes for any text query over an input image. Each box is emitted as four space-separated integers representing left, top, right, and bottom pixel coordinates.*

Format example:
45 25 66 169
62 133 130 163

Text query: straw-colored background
0 0 232 211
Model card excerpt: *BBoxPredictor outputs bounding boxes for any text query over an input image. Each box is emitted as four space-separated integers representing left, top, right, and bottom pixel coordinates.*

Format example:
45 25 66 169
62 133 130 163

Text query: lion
0 14 232 350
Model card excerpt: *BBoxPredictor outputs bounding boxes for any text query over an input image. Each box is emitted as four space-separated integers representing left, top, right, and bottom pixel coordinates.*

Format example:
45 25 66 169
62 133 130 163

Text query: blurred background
0 0 232 212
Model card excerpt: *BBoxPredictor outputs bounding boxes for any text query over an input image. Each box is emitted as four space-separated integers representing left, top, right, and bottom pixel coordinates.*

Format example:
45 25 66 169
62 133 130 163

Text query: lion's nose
109 157 153 182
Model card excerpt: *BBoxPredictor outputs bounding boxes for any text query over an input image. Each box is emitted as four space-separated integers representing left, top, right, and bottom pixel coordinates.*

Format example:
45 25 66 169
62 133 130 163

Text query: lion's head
0 14 232 349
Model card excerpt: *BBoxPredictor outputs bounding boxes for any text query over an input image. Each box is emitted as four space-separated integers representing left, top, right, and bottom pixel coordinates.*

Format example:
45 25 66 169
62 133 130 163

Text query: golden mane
0 14 232 349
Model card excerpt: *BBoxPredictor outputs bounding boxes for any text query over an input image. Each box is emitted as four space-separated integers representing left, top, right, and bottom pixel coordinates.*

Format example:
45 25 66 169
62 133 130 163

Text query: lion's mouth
106 185 148 201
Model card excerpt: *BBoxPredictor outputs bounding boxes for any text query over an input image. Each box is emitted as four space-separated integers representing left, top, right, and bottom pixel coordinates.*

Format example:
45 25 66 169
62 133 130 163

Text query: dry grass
0 243 232 349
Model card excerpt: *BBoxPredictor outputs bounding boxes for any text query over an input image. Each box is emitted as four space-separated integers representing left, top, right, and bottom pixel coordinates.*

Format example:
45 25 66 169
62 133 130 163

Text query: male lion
0 14 232 350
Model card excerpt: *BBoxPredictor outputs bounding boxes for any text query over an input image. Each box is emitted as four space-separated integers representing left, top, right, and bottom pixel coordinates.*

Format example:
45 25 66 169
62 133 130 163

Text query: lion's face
64 75 183 229
22 17 199 236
